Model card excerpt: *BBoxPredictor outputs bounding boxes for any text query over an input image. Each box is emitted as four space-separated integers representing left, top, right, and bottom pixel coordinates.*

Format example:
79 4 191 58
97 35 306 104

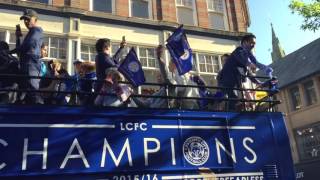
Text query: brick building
270 38 320 179
0 0 250 88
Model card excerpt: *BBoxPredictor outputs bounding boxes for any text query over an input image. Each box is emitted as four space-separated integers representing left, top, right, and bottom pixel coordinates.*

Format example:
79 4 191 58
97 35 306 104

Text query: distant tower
271 23 285 62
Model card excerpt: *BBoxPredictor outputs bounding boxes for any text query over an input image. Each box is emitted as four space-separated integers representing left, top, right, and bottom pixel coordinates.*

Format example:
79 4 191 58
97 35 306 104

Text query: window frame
189 51 224 86
176 0 193 8
80 42 96 62
0 30 26 56
71 18 80 32
295 123 320 162
206 0 228 30
303 80 318 106
197 53 220 74
43 36 68 61
175 0 198 26
289 86 302 111
137 45 158 69
129 0 153 19
207 0 224 13
89 0 115 14
8 32 17 51
111 43 158 69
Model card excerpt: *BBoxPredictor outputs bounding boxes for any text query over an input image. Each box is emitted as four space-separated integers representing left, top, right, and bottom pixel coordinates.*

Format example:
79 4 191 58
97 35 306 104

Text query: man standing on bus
217 34 272 111
16 9 43 104
94 38 126 93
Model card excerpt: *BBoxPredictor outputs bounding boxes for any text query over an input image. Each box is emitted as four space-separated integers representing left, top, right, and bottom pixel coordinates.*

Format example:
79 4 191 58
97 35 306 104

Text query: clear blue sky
247 0 319 65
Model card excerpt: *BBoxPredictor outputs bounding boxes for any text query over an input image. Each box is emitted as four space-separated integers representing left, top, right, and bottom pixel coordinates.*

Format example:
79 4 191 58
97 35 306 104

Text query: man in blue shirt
94 38 126 93
218 34 272 111
17 9 43 104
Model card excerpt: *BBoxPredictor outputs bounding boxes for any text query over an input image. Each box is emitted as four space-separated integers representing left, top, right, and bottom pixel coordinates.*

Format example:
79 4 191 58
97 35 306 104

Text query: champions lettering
0 135 257 171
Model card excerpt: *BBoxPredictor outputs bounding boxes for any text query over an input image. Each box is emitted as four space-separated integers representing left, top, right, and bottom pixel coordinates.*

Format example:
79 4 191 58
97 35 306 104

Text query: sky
247 0 319 65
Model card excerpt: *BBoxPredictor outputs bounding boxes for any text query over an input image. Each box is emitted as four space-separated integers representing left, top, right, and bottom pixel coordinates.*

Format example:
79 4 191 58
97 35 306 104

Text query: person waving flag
166 25 193 75
118 47 145 87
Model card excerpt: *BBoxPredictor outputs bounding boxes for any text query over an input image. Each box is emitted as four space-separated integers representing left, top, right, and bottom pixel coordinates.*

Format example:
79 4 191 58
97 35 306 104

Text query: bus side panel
270 113 296 180
0 106 295 179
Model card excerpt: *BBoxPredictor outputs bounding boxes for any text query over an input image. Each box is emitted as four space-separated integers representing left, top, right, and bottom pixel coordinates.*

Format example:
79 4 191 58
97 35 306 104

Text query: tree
289 0 320 31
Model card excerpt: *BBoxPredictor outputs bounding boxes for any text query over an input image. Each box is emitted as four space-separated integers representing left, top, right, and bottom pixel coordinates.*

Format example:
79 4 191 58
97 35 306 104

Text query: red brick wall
196 0 209 28
239 0 249 32
48 0 249 32
234 0 247 32
68 0 89 10
226 0 236 31
70 0 80 9
79 0 90 11
116 0 129 17
225 0 248 32
152 0 159 20
52 0 64 7
161 0 177 23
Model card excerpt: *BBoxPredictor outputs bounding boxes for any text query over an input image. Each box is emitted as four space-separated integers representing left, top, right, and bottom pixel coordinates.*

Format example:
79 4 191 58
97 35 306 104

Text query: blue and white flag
118 48 145 87
166 25 193 75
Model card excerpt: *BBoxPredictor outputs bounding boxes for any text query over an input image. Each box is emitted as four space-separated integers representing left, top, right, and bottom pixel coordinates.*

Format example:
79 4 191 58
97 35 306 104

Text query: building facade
271 38 320 179
0 0 250 90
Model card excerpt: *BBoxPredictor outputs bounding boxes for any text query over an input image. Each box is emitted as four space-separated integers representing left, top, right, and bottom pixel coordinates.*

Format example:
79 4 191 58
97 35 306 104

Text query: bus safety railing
0 74 280 112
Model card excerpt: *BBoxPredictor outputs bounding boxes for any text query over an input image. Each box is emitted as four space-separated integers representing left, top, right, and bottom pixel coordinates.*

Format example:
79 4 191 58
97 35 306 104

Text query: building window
295 124 320 161
90 0 113 13
176 0 193 8
81 43 96 62
290 86 302 111
43 37 67 60
138 47 157 68
111 43 132 61
8 32 17 51
111 44 121 56
0 30 25 53
72 19 80 31
7 32 26 52
191 53 197 71
71 40 78 62
207 0 226 30
130 0 151 19
304 80 318 106
28 0 52 4
0 31 5 41
64 0 71 6
176 0 197 26
198 54 220 73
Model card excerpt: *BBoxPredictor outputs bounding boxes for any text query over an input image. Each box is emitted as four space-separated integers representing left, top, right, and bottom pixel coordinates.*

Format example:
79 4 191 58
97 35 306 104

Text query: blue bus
0 76 295 180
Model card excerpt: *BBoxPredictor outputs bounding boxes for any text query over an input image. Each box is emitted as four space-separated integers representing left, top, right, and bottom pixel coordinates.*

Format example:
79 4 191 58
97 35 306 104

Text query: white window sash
129 0 152 19
90 0 115 14
207 0 228 30
175 0 198 26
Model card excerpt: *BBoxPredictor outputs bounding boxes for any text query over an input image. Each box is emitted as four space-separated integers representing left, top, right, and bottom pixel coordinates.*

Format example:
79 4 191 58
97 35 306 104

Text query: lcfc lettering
120 122 147 131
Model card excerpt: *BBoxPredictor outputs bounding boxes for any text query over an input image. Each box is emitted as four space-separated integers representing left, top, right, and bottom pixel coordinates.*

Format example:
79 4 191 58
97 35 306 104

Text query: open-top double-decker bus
0 75 295 180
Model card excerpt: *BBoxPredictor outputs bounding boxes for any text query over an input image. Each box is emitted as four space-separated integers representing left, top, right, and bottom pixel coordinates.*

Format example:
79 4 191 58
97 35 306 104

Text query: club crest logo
183 136 209 166
180 49 190 60
128 61 140 73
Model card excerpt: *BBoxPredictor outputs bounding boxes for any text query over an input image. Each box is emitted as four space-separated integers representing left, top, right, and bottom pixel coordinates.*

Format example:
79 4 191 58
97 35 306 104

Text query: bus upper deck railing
0 73 280 112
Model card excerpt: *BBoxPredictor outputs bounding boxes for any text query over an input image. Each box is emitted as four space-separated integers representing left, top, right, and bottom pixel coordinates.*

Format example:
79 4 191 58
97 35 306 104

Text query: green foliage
289 0 320 31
